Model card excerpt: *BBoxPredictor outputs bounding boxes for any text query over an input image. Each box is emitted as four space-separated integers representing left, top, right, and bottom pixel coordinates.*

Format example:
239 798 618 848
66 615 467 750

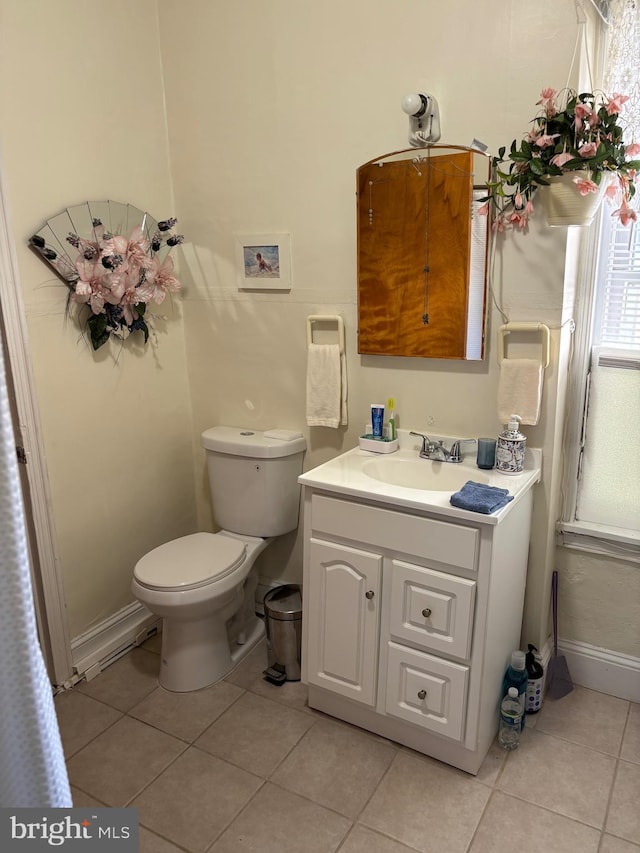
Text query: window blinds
597 214 640 347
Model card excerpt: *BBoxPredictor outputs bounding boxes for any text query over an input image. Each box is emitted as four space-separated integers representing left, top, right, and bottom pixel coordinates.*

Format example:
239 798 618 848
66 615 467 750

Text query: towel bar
498 322 550 369
306 315 345 355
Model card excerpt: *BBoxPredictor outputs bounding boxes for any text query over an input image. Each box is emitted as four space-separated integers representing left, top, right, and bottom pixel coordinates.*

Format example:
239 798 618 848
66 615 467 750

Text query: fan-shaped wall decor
29 200 185 351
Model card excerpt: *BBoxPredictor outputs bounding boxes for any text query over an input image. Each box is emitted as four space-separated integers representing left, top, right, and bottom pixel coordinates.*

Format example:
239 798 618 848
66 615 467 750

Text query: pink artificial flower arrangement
479 87 640 231
30 211 184 350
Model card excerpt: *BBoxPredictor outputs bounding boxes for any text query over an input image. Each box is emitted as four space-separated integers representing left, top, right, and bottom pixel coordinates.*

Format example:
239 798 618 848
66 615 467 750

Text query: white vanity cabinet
301 484 535 775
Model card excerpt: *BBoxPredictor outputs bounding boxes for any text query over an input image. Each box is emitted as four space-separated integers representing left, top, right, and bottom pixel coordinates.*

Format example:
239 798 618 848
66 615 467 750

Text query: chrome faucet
410 432 477 463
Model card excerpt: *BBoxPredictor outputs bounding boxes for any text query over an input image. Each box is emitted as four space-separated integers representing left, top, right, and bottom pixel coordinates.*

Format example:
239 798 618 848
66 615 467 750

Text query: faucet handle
449 438 477 463
410 431 432 457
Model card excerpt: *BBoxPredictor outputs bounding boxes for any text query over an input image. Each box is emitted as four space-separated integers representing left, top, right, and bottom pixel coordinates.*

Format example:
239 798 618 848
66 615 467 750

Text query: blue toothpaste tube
371 404 385 438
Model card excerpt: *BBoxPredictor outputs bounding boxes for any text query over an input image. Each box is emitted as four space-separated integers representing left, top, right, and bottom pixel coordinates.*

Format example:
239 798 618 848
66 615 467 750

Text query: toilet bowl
132 531 269 692
131 427 306 692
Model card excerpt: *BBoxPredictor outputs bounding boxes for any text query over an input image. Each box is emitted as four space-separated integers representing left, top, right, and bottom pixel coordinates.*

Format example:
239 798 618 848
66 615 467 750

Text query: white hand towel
497 358 544 426
306 343 347 428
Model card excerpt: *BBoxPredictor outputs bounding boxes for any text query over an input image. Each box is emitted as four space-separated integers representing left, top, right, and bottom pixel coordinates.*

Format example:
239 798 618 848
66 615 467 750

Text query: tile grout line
121 682 318 849
124 739 266 851
522 723 628 761
597 755 621 851
62 708 125 763
334 821 421 853
121 735 190 810
261 711 321 780
594 699 634 852
139 825 192 853
200 777 270 852
617 699 633 762
463 787 498 853
348 745 398 826
118 684 254 811
489 785 611 834
260 774 357 823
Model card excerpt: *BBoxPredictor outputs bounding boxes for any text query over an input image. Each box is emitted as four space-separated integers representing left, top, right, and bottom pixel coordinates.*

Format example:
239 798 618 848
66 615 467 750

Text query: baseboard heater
70 601 160 683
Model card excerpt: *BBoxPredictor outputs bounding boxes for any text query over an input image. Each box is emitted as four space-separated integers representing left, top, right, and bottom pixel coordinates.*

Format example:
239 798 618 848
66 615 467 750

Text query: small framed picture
235 233 292 290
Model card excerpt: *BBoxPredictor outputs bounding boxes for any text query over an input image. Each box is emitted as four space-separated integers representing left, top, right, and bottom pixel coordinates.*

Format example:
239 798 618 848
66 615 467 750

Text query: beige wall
555 549 640 657
157 0 580 651
0 0 636 658
0 0 197 637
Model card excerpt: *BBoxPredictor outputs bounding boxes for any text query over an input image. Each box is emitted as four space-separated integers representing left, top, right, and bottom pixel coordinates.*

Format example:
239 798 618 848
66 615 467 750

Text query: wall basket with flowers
480 87 640 231
29 200 185 351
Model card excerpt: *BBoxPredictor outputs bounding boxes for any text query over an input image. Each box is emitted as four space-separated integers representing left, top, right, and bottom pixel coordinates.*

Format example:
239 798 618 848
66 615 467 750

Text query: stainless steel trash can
263 584 302 685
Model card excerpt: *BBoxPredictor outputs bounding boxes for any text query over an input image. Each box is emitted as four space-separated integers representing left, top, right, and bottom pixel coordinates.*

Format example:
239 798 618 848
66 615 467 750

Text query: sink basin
298 431 541 522
362 457 488 492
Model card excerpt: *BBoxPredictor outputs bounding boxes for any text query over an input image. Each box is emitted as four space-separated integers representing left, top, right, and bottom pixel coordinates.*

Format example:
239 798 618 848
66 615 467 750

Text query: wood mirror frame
356 146 491 360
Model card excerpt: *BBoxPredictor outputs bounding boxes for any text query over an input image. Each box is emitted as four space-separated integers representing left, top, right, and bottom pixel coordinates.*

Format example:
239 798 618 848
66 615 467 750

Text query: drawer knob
422 608 432 618
365 590 375 600
418 689 427 700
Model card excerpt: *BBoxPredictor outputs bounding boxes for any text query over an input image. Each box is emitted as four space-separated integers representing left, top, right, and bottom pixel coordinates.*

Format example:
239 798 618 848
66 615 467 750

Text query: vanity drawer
311 494 479 571
385 642 469 741
389 560 476 659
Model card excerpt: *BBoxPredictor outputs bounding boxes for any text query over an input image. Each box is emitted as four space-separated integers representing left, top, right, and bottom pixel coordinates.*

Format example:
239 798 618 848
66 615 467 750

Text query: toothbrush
387 398 396 440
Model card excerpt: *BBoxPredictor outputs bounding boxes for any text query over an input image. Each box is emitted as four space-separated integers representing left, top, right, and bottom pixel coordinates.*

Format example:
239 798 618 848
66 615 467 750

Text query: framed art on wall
235 233 292 290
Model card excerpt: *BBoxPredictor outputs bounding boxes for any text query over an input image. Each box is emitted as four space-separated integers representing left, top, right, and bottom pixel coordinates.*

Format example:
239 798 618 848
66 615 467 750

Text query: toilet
131 426 306 692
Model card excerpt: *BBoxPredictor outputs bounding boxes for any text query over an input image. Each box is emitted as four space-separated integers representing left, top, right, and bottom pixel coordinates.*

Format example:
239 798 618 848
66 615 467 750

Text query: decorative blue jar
495 414 526 474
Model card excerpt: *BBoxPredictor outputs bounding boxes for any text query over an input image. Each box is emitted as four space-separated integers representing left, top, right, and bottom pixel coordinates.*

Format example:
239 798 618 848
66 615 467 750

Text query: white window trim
559 522 640 562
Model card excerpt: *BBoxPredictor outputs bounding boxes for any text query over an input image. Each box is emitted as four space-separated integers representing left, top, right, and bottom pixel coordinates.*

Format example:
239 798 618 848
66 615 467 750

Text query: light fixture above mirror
401 92 441 147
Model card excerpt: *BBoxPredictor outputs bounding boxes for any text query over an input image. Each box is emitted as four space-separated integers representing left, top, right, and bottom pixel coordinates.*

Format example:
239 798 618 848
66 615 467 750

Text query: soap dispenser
496 414 526 474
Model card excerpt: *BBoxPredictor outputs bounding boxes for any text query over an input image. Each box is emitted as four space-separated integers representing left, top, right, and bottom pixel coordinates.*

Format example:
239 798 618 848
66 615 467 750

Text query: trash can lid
264 584 302 621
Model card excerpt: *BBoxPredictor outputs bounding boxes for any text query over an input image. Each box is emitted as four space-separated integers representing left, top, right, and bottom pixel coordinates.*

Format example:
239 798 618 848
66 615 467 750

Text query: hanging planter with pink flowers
480 87 640 231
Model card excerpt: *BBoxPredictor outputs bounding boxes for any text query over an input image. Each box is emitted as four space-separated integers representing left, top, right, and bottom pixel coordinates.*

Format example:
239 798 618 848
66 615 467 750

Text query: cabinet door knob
365 590 375 600
418 689 427 700
422 607 432 618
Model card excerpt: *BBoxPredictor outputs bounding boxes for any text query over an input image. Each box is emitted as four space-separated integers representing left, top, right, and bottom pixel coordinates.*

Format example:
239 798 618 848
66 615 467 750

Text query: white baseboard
70 602 638 704
71 602 160 681
71 582 282 682
519 639 638 704
555 638 640 703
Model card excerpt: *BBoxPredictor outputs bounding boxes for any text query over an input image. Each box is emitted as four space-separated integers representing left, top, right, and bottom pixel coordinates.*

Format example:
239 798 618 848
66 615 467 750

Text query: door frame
0 157 73 687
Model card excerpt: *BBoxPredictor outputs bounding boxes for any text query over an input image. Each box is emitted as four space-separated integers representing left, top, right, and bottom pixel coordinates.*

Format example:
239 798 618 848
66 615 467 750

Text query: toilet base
158 612 265 692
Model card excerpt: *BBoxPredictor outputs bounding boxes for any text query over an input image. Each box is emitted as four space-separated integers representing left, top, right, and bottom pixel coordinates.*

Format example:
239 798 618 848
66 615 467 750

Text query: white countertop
298 431 541 526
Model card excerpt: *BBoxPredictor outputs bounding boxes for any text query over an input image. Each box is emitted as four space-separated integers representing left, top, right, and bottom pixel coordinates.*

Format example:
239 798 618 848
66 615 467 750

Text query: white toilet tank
201 427 307 537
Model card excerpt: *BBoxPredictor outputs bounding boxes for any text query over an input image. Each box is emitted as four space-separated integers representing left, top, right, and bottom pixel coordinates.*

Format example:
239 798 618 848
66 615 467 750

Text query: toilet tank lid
201 426 306 458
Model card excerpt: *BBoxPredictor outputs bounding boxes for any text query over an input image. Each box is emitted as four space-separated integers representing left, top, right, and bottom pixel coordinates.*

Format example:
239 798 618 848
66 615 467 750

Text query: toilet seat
134 532 247 591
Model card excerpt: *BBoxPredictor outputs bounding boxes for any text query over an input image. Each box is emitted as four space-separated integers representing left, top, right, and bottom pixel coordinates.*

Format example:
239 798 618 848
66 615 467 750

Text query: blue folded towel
450 481 514 514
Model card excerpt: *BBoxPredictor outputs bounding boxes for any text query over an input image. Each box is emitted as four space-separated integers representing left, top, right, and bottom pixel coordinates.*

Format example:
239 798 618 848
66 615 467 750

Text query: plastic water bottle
502 650 527 730
499 687 522 750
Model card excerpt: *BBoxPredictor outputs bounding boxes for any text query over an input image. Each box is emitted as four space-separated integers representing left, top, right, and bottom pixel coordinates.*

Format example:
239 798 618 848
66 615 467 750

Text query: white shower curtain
0 331 71 807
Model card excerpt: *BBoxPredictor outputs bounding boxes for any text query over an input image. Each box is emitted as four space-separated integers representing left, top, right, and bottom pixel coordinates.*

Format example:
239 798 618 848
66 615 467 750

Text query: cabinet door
306 538 382 706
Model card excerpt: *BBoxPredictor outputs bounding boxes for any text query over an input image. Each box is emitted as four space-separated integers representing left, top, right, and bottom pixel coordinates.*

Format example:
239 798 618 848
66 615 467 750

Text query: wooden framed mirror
356 146 491 360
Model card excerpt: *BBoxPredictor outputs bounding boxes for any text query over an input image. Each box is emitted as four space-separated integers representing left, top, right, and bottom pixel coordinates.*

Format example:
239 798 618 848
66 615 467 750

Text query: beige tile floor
54 635 640 853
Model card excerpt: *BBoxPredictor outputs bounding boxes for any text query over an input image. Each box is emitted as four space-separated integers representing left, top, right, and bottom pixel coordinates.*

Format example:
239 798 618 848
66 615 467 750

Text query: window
560 210 640 559
575 212 640 530
559 0 640 559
